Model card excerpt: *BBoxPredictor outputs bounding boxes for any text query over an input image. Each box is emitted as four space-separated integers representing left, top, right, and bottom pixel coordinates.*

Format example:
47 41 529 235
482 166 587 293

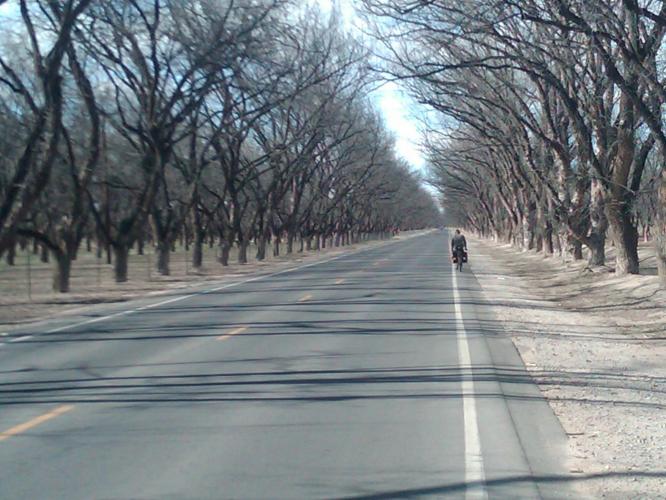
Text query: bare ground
470 236 666 499
0 234 418 331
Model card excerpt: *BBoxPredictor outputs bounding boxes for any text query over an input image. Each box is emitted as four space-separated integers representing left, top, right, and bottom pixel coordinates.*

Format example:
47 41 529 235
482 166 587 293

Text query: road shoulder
468 236 666 499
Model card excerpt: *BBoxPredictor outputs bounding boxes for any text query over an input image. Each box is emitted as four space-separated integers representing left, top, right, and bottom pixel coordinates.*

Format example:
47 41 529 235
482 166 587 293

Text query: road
0 231 574 499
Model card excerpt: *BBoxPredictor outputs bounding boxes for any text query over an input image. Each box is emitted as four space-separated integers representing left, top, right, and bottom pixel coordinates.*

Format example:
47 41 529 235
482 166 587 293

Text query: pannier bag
452 251 468 264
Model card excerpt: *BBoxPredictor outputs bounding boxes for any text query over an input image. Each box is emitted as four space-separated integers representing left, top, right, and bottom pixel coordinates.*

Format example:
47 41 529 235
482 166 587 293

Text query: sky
373 81 427 171
312 0 428 173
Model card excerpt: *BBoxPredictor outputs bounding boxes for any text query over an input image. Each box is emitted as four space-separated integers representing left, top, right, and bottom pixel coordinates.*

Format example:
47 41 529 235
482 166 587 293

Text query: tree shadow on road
333 471 666 499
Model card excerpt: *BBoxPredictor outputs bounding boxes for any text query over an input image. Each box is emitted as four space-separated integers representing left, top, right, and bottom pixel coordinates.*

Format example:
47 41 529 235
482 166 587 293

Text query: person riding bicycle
451 229 467 265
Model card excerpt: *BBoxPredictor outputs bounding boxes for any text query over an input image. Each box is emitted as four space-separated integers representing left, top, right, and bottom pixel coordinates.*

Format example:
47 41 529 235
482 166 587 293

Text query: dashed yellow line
217 326 248 341
0 405 74 443
298 294 313 303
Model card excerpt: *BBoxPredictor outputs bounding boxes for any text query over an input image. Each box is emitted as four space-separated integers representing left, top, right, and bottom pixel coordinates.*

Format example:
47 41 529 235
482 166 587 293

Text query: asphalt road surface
0 231 574 499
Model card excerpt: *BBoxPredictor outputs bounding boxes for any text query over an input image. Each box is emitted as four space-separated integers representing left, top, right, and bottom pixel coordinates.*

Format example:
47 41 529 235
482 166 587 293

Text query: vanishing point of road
0 231 573 499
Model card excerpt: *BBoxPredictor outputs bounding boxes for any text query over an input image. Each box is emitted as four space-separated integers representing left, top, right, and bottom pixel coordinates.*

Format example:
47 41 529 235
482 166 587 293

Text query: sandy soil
469 236 666 499
0 233 422 331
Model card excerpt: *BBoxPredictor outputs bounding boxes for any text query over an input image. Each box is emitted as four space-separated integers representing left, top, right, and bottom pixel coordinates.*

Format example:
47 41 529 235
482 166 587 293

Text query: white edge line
452 265 488 500
9 335 33 343
10 234 422 339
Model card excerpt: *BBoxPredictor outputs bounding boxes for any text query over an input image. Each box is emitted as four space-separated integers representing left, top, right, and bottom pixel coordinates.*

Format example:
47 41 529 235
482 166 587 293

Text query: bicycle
453 248 466 272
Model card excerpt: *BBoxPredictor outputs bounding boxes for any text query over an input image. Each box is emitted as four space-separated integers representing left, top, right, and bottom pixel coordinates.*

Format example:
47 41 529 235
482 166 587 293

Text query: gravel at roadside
469 236 666 499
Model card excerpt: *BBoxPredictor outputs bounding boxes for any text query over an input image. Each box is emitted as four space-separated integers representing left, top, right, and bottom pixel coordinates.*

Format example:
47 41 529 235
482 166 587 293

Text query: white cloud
313 1 428 171
373 81 427 170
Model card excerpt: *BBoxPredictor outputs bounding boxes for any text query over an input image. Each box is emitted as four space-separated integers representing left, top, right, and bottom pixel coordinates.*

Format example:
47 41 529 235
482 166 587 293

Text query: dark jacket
451 234 467 251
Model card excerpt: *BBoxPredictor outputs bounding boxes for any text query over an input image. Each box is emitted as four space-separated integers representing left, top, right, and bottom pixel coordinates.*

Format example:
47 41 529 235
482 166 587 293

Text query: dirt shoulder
0 232 427 332
469 236 666 498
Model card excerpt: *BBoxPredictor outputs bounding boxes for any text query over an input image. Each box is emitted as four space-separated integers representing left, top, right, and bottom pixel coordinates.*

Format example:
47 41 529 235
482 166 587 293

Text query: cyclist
451 229 467 271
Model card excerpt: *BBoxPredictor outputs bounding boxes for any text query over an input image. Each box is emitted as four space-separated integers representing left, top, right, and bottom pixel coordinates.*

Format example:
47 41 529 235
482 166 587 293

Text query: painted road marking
0 405 74 443
452 266 487 500
9 335 33 343
335 278 346 285
217 326 248 341
46 310 134 334
298 294 313 303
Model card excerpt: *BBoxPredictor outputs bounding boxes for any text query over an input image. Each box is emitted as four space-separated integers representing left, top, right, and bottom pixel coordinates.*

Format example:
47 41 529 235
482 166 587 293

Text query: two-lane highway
0 232 573 499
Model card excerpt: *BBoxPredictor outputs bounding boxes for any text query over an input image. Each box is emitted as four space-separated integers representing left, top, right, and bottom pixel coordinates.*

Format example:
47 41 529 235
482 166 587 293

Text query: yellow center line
0 405 74 443
217 326 248 341
298 294 313 303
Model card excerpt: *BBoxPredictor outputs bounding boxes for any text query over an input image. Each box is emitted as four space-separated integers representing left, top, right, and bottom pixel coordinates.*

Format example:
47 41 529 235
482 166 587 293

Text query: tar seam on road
0 405 74 443
452 265 488 500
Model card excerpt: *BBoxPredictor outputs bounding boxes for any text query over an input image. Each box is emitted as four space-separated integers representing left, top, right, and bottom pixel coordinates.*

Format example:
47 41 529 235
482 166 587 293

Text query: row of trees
0 0 440 292
364 0 666 284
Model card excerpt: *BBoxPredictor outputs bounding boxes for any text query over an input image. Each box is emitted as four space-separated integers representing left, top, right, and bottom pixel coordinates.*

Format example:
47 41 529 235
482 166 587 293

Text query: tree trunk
587 234 606 267
52 251 72 293
655 169 666 286
238 239 248 264
6 243 15 266
572 239 583 261
40 244 50 263
192 234 203 269
218 239 231 266
256 233 267 261
191 204 204 269
587 178 607 266
523 212 533 250
606 203 639 275
272 235 280 257
114 244 130 283
155 242 170 276
286 231 295 254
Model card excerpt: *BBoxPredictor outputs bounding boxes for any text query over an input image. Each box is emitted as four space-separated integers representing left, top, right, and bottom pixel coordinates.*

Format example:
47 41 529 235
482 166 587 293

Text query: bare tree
0 0 92 253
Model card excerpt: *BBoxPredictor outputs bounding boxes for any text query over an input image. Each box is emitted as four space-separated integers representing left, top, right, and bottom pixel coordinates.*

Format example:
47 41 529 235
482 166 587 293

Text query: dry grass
0 234 409 329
